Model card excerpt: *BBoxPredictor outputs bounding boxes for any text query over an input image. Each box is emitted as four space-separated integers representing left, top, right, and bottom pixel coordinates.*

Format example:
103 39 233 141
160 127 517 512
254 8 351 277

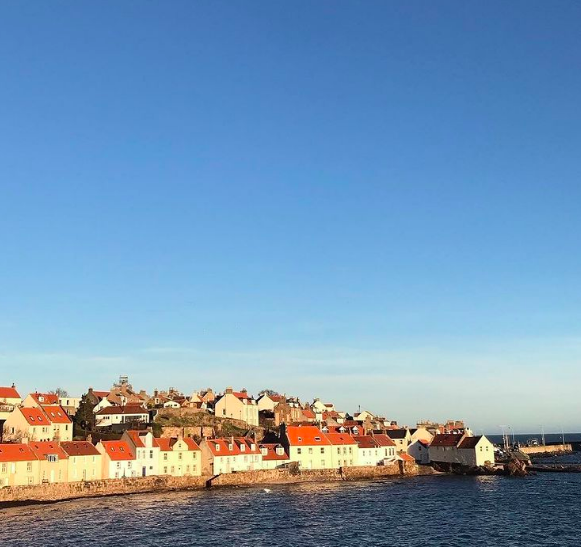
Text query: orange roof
99 441 135 461
19 407 50 425
373 434 397 447
42 406 72 424
0 386 20 399
156 437 200 451
60 441 100 457
205 437 260 456
124 430 152 448
352 435 377 449
399 453 415 462
29 441 68 460
259 443 289 461
325 433 358 445
183 437 200 451
302 409 316 419
285 426 332 446
0 443 37 462
30 392 59 405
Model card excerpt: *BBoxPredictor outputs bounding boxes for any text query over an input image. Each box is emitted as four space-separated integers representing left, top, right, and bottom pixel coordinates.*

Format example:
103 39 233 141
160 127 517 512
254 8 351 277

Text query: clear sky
1 1 580 434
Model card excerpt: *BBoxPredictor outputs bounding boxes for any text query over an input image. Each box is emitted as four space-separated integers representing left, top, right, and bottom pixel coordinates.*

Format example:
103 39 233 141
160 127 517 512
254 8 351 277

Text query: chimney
225 387 233 395
11 383 16 389
87 434 93 444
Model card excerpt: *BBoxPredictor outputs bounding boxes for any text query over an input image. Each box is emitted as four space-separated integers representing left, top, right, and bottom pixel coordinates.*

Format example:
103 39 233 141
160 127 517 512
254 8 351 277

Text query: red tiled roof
29 441 68 460
373 434 396 447
353 435 377 449
325 433 358 446
19 407 50 426
286 426 332 447
30 392 59 405
259 443 289 461
99 441 134 461
458 436 484 449
124 430 150 448
183 437 200 451
431 434 464 447
60 441 100 457
399 453 415 462
232 391 253 401
0 443 38 462
302 409 316 419
92 391 110 399
42 406 72 424
0 386 21 399
205 438 260 456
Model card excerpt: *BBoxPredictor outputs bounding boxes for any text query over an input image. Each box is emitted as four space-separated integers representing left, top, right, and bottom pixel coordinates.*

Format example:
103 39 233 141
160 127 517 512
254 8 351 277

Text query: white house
96 440 138 479
259 443 290 470
200 437 262 475
95 405 149 428
281 425 334 470
429 434 494 468
122 430 160 477
408 439 431 464
325 432 358 468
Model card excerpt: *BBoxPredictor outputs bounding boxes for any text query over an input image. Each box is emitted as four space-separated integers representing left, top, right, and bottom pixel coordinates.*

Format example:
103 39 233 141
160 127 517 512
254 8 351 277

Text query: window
171 466 175 473
163 453 168 461
150 450 154 459
116 462 121 469
178 453 183 461
127 462 132 469
320 447 324 454
308 447 313 455
163 466 168 474
1 464 6 474
27 463 32 472
297 448 302 455
321 460 325 467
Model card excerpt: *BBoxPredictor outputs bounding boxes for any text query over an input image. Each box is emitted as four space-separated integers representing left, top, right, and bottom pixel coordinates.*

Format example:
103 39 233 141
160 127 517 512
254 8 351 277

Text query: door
142 466 147 477
50 470 55 483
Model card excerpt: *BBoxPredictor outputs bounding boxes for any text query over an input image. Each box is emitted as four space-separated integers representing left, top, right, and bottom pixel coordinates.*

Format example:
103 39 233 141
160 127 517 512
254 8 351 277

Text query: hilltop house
3 406 72 442
0 385 22 422
22 392 59 408
214 388 259 426
94 405 149 429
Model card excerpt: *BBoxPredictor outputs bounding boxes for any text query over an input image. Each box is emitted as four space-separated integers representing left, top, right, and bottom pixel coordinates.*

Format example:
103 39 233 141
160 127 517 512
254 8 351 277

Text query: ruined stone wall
519 444 572 456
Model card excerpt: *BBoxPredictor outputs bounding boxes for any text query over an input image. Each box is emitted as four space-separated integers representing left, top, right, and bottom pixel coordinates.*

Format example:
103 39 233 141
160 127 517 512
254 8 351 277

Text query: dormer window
240 444 246 452
298 437 302 442
314 436 321 442
228 444 233 451
30 417 35 422
276 447 284 456
215 444 220 451
261 447 268 455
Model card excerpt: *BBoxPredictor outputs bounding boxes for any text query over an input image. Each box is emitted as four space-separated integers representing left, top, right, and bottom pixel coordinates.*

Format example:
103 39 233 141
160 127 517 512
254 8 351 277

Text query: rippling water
2 473 580 546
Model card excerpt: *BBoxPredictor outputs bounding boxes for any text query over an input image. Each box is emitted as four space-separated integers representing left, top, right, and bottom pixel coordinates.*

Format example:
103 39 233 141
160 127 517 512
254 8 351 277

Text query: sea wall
0 461 425 506
519 444 572 456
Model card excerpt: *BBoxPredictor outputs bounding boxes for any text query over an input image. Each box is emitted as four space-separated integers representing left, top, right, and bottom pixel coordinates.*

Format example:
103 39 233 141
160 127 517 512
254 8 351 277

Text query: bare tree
49 388 69 397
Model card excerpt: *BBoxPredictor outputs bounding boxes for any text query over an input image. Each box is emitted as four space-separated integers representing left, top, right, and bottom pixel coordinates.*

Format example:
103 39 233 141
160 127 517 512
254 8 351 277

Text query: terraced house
157 436 201 476
60 441 102 482
200 437 262 475
0 443 39 486
281 425 333 470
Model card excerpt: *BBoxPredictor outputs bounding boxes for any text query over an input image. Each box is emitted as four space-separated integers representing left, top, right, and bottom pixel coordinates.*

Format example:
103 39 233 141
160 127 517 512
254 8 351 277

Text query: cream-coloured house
157 437 201 476
60 441 102 481
59 396 82 416
214 388 259 426
353 435 397 466
387 429 412 453
29 441 69 484
200 437 262 475
0 385 22 422
0 443 40 486
41 406 73 442
281 425 333 470
22 392 60 408
3 407 54 442
122 430 160 477
257 394 284 412
96 440 137 479
326 432 358 468
429 433 494 467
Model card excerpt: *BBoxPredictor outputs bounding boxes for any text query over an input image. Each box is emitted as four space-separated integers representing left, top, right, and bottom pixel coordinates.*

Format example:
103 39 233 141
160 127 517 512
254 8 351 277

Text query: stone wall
519 444 572 456
0 461 427 507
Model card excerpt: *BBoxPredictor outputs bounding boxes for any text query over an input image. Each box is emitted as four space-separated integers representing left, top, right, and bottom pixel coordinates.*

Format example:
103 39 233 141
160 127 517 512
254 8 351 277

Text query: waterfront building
28 441 69 484
281 425 334 470
353 434 397 466
60 441 103 481
157 436 202 476
214 388 259 426
122 430 160 476
407 439 431 464
0 385 22 422
0 443 40 486
259 443 290 470
325 432 358 467
96 440 137 479
94 405 149 429
200 437 262 475
429 433 494 467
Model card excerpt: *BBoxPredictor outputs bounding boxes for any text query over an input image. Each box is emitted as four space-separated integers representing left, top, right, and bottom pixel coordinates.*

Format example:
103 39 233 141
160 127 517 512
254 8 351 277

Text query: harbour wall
519 444 572 456
0 462 425 507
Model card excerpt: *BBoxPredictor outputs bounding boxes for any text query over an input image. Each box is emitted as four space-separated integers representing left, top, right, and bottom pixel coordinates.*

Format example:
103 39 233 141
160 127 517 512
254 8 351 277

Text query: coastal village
0 376 496 489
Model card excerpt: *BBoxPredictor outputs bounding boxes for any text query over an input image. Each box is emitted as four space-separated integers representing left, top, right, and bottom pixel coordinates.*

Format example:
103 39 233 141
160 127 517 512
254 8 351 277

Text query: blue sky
1 2 580 433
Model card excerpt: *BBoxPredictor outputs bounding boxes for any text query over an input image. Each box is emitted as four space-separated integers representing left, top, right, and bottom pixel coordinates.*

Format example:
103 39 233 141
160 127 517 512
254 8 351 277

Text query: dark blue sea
2 462 581 547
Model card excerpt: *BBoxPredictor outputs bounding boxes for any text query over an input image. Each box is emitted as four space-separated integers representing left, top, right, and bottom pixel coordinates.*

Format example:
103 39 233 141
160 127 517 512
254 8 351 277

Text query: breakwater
0 461 425 507
519 444 572 457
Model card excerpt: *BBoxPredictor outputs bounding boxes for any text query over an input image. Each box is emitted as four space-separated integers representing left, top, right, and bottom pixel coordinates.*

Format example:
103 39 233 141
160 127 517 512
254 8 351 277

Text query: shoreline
0 461 435 508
